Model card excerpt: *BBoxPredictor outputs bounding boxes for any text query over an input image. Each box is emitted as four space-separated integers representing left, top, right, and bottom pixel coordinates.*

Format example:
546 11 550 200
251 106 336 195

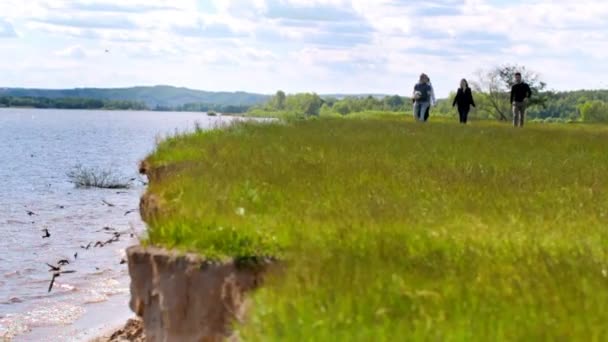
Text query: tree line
248 90 411 117
0 96 249 113
252 65 608 123
0 96 148 110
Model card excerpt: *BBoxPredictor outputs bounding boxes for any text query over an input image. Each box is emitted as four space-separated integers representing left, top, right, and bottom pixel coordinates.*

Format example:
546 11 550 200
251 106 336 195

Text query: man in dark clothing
511 72 532 127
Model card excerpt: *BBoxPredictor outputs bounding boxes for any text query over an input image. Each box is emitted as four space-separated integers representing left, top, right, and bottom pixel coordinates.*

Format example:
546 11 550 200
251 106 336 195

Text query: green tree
264 90 288 111
274 90 286 110
384 95 405 110
319 103 333 117
285 93 323 116
579 100 608 123
332 101 351 115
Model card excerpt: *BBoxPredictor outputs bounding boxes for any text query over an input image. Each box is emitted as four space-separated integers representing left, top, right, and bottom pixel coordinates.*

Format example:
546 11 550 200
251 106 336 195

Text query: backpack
414 83 430 102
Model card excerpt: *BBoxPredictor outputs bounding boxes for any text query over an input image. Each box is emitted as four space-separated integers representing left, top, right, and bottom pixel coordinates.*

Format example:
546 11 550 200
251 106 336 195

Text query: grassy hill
142 116 608 340
0 85 270 108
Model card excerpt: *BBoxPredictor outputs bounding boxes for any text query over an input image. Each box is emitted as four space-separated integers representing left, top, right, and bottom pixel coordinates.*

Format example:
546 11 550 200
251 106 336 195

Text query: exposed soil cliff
127 246 269 341
120 161 271 341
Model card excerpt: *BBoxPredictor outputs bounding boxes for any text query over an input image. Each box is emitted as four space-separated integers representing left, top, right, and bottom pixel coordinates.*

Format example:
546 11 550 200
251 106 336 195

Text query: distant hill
0 85 270 108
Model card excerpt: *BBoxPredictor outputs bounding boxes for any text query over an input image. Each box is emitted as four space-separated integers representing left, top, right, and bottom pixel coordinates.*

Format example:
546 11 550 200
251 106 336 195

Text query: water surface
0 108 237 340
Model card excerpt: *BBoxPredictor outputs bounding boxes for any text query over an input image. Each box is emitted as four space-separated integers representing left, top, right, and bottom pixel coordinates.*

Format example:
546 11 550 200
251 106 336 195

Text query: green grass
143 116 608 341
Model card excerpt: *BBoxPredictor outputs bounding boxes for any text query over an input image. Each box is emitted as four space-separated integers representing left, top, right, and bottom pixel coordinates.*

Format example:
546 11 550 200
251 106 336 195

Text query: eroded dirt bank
103 161 272 341
126 246 270 341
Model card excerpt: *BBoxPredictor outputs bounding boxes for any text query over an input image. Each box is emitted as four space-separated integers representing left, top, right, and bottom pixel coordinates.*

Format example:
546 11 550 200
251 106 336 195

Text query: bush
332 101 351 115
67 164 131 189
579 100 608 123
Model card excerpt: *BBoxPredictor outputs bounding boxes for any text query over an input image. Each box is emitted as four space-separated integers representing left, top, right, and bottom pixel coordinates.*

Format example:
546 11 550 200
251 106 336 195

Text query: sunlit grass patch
143 117 608 340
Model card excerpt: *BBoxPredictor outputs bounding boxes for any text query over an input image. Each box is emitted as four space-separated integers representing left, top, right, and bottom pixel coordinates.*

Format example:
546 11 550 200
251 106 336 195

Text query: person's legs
462 108 470 124
458 108 466 123
424 106 430 122
413 102 420 120
520 103 526 127
514 103 526 127
419 102 430 122
513 103 521 127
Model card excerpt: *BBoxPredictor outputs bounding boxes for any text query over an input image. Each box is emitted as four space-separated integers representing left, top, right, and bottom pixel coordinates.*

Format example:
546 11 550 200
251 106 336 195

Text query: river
0 108 238 341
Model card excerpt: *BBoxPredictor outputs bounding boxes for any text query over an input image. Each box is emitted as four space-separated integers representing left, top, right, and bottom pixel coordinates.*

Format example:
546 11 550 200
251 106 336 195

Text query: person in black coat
452 79 476 124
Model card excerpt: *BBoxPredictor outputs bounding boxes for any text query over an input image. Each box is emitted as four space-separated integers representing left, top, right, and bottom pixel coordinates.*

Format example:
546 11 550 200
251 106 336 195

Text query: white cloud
0 18 17 37
0 0 606 95
55 45 87 59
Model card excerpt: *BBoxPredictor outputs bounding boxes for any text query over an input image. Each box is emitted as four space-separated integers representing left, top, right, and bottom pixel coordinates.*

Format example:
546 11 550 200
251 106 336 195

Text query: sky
1 0 607 97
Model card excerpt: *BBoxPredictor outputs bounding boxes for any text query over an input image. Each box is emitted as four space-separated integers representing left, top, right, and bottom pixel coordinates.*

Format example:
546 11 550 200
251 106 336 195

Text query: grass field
143 116 608 341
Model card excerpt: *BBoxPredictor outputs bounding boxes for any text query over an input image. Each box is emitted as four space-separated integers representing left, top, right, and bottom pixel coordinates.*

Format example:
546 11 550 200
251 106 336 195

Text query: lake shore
0 109 240 341
14 283 135 341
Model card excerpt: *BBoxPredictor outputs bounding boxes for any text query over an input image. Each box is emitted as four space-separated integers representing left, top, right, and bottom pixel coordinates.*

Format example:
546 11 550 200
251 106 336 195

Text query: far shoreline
0 106 248 116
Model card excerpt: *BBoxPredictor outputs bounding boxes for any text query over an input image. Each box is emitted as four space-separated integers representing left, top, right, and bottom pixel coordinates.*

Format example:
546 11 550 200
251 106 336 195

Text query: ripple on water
2 298 23 305
0 303 85 340
83 278 128 304
1 109 223 339
3 271 21 278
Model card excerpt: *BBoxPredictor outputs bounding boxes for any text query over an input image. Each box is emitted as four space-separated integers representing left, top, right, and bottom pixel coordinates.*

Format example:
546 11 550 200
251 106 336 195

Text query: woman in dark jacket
452 79 476 124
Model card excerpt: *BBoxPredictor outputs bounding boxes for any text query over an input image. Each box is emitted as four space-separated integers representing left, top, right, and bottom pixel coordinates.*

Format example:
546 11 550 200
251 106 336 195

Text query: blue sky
1 0 607 97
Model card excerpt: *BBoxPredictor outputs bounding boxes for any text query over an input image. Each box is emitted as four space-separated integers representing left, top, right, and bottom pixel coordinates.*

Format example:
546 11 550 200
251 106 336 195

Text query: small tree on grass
475 64 547 121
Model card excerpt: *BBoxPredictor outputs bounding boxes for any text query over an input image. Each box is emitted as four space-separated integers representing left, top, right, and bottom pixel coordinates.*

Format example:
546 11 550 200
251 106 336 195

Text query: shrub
67 164 131 189
579 100 608 123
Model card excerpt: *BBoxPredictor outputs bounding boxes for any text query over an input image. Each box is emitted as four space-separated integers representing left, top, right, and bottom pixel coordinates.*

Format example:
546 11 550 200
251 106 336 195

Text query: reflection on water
0 108 238 340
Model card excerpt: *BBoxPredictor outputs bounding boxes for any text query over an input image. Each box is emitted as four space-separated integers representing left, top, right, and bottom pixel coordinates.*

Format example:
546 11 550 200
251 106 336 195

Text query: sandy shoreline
8 287 136 341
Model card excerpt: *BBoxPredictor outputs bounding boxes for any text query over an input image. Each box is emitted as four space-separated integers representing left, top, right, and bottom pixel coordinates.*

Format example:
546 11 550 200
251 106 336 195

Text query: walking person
511 72 532 127
423 77 436 122
452 79 476 124
412 73 434 122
